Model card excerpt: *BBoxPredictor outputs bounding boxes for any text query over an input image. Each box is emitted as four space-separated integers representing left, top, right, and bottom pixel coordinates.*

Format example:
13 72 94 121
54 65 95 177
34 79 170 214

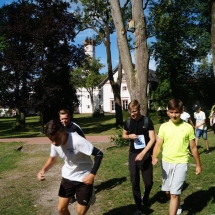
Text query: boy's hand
152 158 158 165
82 173 95 185
195 166 202 175
37 170 45 181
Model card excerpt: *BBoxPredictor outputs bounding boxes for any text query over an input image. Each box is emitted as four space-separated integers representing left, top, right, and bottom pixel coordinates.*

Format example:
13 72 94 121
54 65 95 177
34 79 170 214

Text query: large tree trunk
110 0 149 115
132 0 149 115
104 25 123 126
212 1 215 77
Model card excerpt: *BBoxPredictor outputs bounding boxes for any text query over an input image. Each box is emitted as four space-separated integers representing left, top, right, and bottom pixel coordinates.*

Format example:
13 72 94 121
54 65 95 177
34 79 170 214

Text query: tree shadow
182 187 215 214
103 204 154 215
150 182 189 205
199 146 215 155
94 177 127 194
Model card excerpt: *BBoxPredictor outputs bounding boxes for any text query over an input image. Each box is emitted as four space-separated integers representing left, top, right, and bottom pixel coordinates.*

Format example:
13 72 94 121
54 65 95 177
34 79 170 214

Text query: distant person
59 109 85 204
37 120 103 215
59 109 85 138
152 99 202 215
210 106 215 134
193 105 210 154
122 100 156 215
180 106 195 127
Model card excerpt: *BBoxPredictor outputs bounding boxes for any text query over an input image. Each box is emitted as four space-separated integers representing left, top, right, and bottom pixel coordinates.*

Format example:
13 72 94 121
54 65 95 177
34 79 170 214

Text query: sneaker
133 209 143 215
177 205 182 215
205 150 210 154
69 196 76 205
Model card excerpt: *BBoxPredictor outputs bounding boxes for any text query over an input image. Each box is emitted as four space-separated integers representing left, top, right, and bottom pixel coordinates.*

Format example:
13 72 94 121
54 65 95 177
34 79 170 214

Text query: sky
0 0 156 73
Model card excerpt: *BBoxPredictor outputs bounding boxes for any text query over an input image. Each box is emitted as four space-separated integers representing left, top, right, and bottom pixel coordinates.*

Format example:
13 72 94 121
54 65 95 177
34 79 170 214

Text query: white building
76 66 157 113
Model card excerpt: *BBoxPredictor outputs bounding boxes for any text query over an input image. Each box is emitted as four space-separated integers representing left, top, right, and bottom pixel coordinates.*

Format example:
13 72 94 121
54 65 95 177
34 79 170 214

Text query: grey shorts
161 161 187 195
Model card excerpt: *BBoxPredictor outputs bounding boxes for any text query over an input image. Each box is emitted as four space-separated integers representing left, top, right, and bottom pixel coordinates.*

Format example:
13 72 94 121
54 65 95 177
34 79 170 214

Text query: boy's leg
195 129 201 146
129 152 142 210
58 197 71 215
76 204 90 215
169 194 179 215
202 130 210 151
141 158 153 204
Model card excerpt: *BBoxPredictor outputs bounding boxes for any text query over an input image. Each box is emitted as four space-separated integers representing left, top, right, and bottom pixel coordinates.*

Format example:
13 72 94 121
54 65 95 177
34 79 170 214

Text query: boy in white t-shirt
37 120 103 215
180 106 194 127
193 105 210 154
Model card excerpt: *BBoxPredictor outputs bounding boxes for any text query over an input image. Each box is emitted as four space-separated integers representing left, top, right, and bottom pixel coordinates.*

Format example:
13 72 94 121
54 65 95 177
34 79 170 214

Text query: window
111 101 115 111
87 105 90 109
122 74 126 80
87 95 90 99
122 100 128 110
99 94 101 98
122 86 127 91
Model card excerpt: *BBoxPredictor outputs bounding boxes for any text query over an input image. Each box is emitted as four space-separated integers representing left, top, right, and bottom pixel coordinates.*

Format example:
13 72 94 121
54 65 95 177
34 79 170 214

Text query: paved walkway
0 135 113 144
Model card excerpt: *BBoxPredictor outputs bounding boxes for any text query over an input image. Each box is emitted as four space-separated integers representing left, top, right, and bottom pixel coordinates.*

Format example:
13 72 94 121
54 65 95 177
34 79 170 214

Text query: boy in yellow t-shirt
152 99 201 215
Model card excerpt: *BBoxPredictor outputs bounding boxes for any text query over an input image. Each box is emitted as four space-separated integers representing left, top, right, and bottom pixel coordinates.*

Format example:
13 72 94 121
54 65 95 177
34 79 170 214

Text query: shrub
110 126 129 147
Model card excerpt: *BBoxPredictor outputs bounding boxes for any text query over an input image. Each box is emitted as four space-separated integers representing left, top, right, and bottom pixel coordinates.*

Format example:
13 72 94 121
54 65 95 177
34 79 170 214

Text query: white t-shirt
194 111 207 130
50 132 93 182
180 112 190 122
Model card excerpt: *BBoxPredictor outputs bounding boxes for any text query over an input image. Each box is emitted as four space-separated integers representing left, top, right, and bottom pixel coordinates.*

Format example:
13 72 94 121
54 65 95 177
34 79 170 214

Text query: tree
110 0 149 115
148 0 211 108
74 0 129 126
0 1 37 126
72 57 105 113
0 0 85 130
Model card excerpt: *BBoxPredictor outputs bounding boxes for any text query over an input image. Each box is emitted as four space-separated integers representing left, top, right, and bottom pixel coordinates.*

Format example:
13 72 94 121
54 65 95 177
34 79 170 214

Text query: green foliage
148 0 211 107
110 126 129 147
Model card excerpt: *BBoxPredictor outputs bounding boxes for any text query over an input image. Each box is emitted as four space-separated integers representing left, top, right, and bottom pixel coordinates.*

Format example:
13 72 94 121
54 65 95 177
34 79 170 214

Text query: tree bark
110 0 149 115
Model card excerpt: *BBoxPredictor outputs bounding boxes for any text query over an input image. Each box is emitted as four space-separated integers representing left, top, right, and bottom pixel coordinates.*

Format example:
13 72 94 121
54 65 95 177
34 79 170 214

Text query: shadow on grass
95 177 127 194
103 204 154 215
74 114 117 134
182 187 215 214
199 146 215 155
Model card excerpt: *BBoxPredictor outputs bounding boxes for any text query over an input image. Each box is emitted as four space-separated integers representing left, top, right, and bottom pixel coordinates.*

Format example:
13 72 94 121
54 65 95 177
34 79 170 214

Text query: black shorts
58 177 93 206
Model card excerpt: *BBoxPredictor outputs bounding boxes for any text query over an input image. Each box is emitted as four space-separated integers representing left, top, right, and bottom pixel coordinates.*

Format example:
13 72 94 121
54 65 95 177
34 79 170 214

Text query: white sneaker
177 205 182 214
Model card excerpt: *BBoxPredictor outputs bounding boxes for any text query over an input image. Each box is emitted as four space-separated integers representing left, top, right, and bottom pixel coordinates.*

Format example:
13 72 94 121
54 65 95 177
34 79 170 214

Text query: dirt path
0 135 113 145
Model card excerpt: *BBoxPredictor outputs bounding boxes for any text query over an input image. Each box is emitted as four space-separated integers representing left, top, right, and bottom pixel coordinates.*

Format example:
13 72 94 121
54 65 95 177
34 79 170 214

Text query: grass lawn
0 133 215 214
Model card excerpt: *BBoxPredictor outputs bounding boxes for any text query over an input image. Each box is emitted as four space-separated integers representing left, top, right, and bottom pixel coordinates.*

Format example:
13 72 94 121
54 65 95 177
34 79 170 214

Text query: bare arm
210 115 213 126
37 156 58 181
188 117 195 128
122 129 138 140
189 139 202 174
152 136 163 165
195 119 205 129
135 130 156 161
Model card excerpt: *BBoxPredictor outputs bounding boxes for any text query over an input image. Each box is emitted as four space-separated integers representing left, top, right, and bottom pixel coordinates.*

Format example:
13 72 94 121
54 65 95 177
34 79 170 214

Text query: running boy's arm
152 136 163 165
37 156 58 181
135 130 156 161
82 147 103 185
189 139 202 175
210 115 213 126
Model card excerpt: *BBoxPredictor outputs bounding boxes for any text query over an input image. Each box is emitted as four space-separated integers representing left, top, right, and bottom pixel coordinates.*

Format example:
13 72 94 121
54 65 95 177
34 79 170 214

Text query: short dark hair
45 120 65 137
128 100 140 110
59 109 71 117
167 99 183 112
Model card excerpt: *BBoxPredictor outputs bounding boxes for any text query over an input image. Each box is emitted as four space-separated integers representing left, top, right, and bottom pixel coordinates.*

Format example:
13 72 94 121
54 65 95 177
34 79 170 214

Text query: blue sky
0 0 156 73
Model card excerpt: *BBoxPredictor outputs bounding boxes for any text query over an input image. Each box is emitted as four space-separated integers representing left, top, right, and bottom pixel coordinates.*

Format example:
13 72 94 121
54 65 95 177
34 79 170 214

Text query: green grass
0 133 215 214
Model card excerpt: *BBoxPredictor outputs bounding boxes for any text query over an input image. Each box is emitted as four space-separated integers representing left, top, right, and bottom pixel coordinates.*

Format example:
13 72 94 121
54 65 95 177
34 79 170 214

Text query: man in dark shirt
59 109 85 138
59 109 85 204
122 100 156 215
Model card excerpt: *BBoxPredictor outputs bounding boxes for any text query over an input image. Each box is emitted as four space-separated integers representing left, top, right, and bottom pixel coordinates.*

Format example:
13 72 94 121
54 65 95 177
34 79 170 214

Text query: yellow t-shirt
158 121 195 163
